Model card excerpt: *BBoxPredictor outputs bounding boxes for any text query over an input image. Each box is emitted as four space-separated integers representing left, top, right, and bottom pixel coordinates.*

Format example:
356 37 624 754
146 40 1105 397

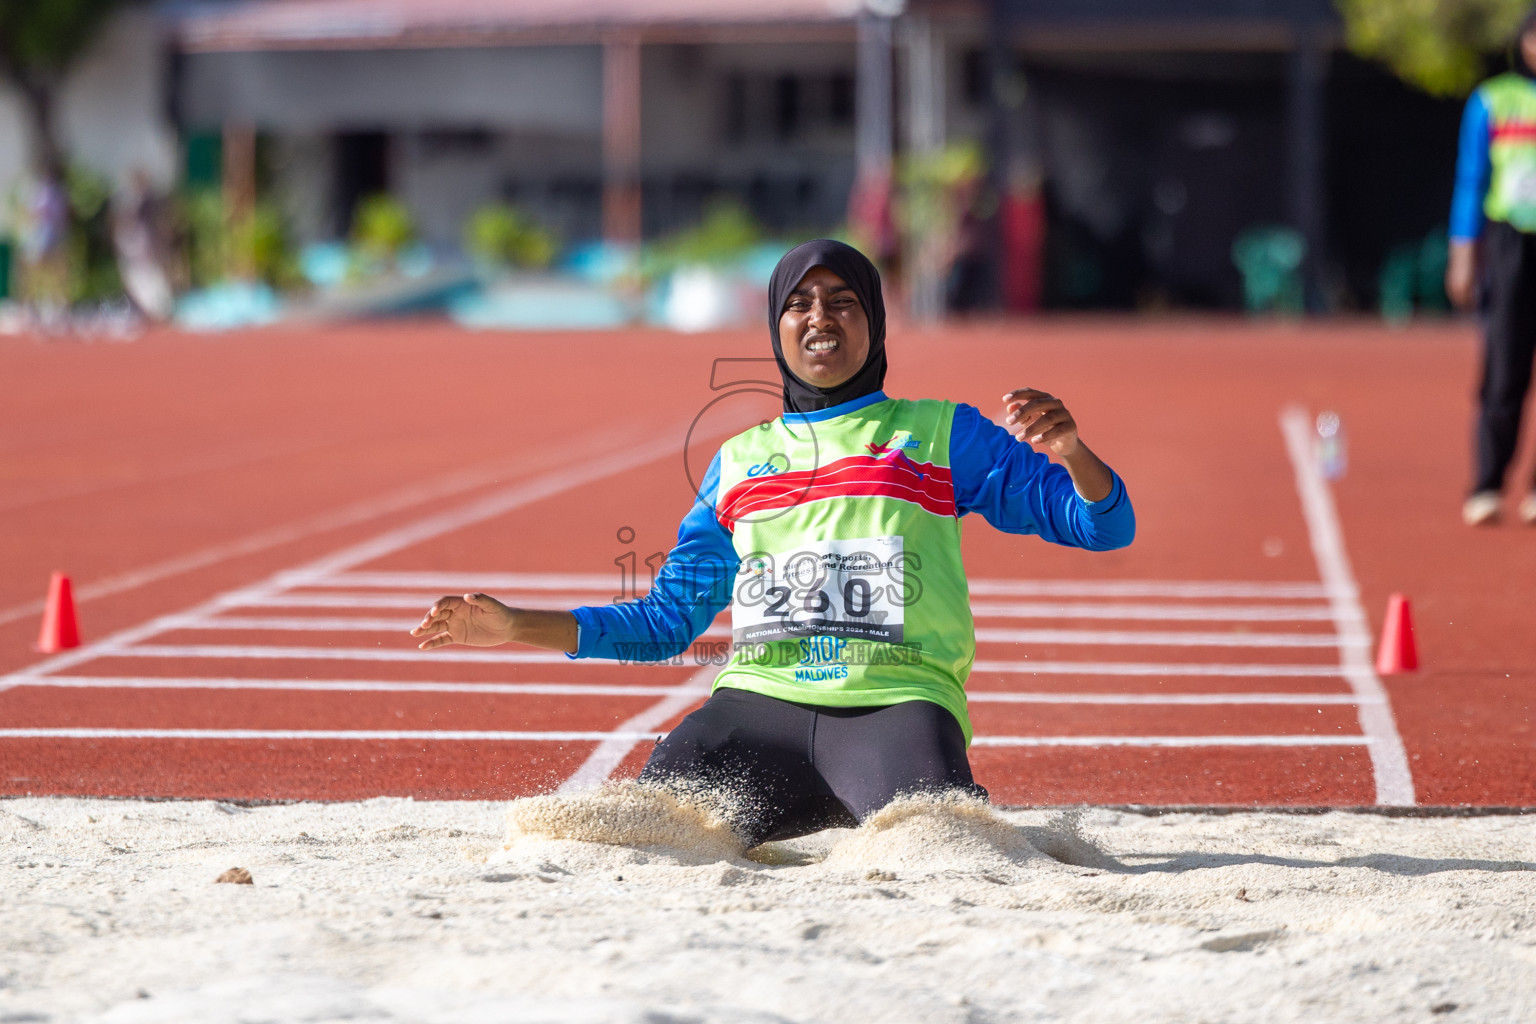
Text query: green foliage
0 0 120 82
243 203 302 289
895 142 986 244
62 165 118 302
463 202 557 270
180 187 301 290
1337 0 1530 96
181 188 225 288
350 194 415 261
644 199 763 278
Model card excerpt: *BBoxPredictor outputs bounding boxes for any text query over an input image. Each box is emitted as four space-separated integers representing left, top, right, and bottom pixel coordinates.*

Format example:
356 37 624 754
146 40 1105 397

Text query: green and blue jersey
1452 72 1536 239
568 390 1134 741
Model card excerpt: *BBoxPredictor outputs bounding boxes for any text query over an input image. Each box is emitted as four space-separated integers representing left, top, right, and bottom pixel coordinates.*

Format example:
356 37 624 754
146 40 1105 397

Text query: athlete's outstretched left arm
950 394 1134 551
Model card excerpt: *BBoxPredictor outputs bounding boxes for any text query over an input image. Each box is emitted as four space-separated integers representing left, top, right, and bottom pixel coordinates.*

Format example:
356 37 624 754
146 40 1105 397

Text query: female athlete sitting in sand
412 239 1135 847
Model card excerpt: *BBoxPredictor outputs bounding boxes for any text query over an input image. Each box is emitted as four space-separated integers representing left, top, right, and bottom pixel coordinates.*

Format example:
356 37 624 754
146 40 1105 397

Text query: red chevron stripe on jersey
716 451 955 530
1492 121 1536 142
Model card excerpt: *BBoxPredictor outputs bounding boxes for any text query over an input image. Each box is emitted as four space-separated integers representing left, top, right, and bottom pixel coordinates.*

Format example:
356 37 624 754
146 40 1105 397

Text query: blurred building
0 0 1470 312
169 0 869 250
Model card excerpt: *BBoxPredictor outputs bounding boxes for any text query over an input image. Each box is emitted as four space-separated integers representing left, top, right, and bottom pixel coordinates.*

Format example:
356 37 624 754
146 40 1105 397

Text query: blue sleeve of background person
567 451 738 661
948 403 1134 551
1450 90 1491 242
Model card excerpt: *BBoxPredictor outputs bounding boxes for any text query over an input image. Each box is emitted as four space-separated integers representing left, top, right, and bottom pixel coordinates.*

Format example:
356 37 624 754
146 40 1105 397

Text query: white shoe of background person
1519 492 1536 525
1463 490 1501 526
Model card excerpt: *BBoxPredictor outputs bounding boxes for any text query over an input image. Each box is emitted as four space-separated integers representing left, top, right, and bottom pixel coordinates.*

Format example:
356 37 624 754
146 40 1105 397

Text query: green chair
1231 226 1305 315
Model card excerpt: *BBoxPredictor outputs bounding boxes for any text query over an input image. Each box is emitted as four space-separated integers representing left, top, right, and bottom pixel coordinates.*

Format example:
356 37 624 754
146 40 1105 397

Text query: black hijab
767 239 887 414
1516 5 1536 78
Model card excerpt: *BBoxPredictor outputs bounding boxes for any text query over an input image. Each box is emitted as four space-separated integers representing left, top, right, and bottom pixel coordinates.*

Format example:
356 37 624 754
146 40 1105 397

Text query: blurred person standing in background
1447 6 1536 526
111 169 175 321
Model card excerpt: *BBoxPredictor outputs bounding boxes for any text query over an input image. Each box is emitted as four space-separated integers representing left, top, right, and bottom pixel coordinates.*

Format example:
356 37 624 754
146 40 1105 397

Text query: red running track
1 319 1532 806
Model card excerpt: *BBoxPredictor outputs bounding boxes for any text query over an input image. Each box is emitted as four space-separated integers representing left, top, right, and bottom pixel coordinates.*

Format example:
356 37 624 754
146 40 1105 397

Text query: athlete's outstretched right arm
413 453 739 661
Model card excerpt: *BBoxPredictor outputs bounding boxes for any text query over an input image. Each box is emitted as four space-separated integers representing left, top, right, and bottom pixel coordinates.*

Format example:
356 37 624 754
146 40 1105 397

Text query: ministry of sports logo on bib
731 535 911 645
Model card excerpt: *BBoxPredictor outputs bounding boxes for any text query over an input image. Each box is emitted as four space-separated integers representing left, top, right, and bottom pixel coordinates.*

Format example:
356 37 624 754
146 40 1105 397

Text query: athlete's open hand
1003 388 1082 457
411 593 515 650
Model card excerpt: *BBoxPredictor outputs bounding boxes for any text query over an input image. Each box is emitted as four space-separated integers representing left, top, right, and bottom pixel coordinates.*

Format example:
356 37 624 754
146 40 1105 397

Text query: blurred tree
464 202 557 272
0 0 124 178
1337 0 1530 96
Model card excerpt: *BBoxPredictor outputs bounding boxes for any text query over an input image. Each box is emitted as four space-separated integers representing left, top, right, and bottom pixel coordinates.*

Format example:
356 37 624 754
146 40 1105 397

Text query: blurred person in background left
19 161 69 326
1447 5 1536 526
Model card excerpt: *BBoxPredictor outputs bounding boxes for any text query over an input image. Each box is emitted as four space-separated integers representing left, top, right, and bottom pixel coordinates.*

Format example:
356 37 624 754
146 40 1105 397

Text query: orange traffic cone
36 572 81 653
1375 593 1417 674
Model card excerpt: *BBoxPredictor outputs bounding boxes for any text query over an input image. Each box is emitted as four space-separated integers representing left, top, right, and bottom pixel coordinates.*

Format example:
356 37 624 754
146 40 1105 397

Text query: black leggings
1475 220 1536 494
638 687 986 847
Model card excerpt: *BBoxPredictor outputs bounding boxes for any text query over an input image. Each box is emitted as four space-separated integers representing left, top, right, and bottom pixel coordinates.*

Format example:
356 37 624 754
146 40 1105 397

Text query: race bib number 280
732 536 913 645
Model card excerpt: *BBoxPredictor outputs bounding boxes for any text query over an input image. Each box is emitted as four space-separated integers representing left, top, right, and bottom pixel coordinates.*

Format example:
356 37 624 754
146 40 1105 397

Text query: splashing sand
504 783 745 866
820 793 1047 878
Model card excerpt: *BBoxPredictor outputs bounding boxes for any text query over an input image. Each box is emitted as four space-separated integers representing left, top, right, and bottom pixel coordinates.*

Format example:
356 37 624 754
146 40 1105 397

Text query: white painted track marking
973 627 1353 648
0 728 1367 747
226 592 1337 623
0 428 688 688
967 580 1332 599
226 592 620 610
162 616 736 640
306 572 1335 600
973 660 1347 677
970 735 1367 748
9 676 1374 704
289 571 619 591
12 676 695 696
966 691 1375 705
85 644 596 665
0 427 632 629
0 728 663 742
556 665 720 795
1280 405 1416 806
165 616 424 632
969 601 1334 622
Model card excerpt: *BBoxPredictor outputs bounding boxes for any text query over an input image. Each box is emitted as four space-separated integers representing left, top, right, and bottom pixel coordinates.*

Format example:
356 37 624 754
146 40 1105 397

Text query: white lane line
970 734 1368 748
969 601 1334 622
973 627 1354 648
6 676 1370 705
164 616 419 632
0 427 689 687
0 729 1364 748
160 616 735 639
0 428 631 630
225 592 1336 622
89 644 600 665
300 572 1336 600
12 676 688 696
1281 405 1416 806
275 441 683 589
972 660 1345 677
556 664 720 795
289 571 617 591
0 728 659 742
966 580 1333 599
226 592 620 610
968 692 1376 705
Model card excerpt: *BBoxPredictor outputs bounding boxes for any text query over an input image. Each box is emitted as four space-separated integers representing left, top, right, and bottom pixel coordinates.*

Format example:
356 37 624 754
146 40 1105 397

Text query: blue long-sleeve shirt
1451 90 1492 242
569 393 1135 660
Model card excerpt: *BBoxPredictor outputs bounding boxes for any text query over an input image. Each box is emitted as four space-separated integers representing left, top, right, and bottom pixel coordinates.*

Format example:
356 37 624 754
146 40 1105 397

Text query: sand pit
3 791 1533 1023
